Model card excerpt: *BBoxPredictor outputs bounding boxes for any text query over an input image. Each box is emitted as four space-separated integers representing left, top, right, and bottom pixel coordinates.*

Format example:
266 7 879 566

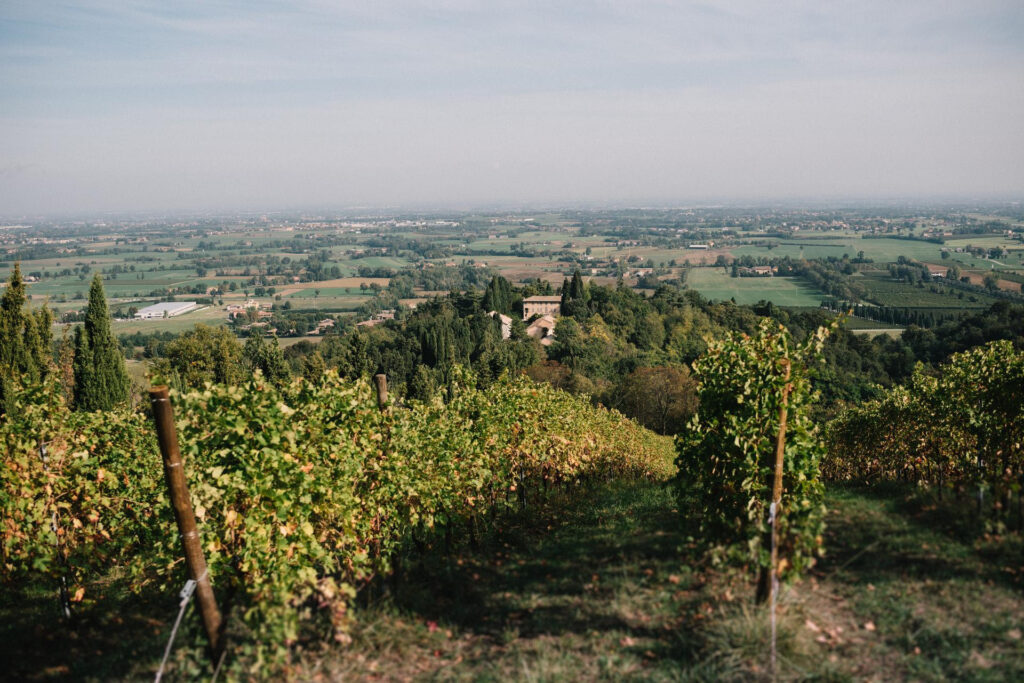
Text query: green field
731 237 948 263
857 271 999 309
686 268 825 306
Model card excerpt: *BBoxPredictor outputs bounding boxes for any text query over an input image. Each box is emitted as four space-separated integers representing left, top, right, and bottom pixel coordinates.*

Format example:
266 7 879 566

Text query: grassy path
313 481 720 681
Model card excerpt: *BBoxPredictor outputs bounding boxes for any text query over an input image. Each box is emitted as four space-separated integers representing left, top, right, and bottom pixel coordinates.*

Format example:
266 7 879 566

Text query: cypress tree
0 263 52 411
73 274 129 410
483 275 514 315
570 269 586 300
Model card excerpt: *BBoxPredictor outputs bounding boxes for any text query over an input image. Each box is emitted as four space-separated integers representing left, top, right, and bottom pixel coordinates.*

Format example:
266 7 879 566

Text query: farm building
522 295 562 320
526 315 557 346
134 301 198 319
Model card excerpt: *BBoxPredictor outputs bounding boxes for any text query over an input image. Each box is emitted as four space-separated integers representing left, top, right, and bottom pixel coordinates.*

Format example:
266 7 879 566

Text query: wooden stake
757 359 792 604
374 373 388 412
770 359 793 514
149 386 223 660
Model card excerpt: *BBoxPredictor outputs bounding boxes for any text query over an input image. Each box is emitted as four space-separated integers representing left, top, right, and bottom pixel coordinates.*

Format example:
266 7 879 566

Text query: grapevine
1 368 674 667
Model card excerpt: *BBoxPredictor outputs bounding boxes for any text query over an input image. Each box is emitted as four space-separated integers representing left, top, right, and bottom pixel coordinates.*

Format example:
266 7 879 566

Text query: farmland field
685 267 825 306
857 271 999 309
731 237 947 263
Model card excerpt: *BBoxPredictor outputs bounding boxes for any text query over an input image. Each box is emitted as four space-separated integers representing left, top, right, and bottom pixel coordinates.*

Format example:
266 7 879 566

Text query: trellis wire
154 570 205 683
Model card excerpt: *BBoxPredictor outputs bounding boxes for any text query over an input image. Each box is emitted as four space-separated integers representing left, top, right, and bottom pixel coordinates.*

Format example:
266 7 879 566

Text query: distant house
688 244 710 250
738 265 776 277
526 314 557 346
356 309 396 328
522 295 561 320
134 301 197 319
313 318 336 335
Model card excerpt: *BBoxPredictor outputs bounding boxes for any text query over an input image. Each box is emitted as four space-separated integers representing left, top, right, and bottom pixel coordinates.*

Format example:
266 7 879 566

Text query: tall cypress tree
559 277 571 315
73 274 129 410
482 275 514 315
0 263 52 412
569 269 586 300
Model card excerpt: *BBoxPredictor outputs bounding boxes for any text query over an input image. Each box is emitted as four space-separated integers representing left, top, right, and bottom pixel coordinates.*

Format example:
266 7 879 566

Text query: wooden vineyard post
149 386 223 660
757 358 792 604
770 358 793 550
374 373 388 412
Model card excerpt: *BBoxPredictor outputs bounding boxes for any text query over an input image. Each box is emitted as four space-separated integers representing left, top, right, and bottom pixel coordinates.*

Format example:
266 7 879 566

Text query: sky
1 1 1023 215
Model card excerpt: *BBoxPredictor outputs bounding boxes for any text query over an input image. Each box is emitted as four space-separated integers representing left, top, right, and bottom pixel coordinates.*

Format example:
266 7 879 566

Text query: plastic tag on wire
155 572 205 683
179 579 197 606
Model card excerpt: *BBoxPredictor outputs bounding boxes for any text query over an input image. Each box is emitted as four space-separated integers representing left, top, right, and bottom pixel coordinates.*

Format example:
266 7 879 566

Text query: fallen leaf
805 619 821 632
863 621 876 632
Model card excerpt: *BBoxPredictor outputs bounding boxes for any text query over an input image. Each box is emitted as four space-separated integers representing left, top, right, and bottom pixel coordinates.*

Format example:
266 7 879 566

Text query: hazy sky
2 1 1023 215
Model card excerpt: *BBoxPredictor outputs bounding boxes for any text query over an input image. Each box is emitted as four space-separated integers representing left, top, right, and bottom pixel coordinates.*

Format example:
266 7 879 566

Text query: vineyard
0 369 673 673
826 340 1024 528
3 315 1024 678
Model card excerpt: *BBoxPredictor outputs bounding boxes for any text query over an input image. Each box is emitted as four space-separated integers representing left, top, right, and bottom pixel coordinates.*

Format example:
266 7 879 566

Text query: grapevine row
1 369 673 667
825 340 1024 524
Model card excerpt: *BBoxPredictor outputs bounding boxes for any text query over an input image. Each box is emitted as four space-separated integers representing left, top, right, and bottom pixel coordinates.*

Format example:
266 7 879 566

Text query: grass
810 485 1024 680
313 481 728 681
0 573 174 681
686 267 826 306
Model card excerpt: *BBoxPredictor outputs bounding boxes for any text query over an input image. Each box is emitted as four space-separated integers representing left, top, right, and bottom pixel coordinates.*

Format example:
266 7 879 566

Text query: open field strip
685 267 825 306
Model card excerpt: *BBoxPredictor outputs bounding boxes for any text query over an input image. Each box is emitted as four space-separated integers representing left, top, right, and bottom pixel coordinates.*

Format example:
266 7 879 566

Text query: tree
73 274 129 410
615 366 697 434
244 332 290 386
157 324 243 390
0 263 53 412
569 269 586 300
301 350 327 383
561 269 589 318
482 275 514 315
